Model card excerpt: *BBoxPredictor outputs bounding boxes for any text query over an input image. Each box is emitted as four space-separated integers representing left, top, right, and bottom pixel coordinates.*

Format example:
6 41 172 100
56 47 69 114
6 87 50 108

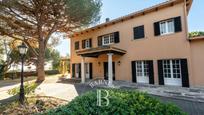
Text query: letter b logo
97 89 109 106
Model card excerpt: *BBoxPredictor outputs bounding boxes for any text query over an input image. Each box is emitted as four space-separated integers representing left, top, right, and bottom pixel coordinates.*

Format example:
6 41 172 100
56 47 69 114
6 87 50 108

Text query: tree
189 31 204 38
51 49 60 70
0 0 102 82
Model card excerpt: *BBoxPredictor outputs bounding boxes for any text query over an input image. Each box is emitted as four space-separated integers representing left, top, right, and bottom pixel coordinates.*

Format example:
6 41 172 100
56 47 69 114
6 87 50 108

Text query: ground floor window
135 61 149 84
162 59 182 86
85 63 89 74
76 64 79 73
163 60 181 79
135 61 149 77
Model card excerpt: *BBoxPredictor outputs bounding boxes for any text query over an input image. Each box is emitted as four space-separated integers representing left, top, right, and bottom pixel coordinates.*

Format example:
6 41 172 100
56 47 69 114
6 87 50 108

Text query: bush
8 82 38 96
189 31 204 38
43 89 186 115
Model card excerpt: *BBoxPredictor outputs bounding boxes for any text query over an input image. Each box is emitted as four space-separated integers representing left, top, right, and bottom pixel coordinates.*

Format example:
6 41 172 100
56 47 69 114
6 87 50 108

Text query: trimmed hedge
4 70 59 79
43 89 186 115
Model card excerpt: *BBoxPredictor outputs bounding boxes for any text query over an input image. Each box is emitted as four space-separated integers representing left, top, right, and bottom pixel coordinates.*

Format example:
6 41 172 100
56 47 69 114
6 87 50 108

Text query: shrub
8 82 38 96
189 31 204 38
43 89 186 115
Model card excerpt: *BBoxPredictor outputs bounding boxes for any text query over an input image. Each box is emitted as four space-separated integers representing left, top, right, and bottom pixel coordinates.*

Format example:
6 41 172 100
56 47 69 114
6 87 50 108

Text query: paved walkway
110 81 204 102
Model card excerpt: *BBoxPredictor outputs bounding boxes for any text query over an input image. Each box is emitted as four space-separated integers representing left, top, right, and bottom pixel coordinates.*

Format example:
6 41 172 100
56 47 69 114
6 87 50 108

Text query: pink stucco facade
69 0 204 87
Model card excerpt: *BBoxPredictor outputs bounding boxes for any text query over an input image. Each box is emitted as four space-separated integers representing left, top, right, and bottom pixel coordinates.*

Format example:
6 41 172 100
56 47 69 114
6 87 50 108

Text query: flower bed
0 96 68 115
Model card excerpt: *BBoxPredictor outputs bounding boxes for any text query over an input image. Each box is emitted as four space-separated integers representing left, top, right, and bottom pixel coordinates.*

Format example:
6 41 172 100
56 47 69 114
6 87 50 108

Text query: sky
55 0 204 57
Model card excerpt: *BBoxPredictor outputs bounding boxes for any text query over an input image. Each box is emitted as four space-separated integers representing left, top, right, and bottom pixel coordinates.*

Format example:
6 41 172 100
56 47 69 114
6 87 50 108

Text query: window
159 19 175 35
85 39 90 48
75 41 79 50
82 39 92 49
163 60 181 79
76 64 79 73
102 33 114 45
85 63 89 74
135 61 149 77
133 25 145 39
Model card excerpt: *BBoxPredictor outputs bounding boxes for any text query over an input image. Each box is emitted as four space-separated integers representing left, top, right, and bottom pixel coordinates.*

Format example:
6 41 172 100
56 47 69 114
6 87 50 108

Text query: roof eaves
69 0 189 38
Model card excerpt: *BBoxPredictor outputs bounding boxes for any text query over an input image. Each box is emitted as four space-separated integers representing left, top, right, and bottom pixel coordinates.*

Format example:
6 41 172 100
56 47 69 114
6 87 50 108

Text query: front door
135 61 149 83
75 64 81 78
163 60 182 86
104 62 115 80
85 63 90 79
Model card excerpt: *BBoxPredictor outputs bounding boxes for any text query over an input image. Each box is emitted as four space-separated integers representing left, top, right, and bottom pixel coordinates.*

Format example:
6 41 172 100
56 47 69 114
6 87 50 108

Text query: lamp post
18 43 28 104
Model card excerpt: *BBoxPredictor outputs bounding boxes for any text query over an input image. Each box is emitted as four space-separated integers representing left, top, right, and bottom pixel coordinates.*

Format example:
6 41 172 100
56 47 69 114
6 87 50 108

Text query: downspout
183 0 194 87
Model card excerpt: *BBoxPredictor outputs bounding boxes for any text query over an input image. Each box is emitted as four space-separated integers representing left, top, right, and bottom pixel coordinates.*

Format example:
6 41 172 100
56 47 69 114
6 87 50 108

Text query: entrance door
163 60 182 86
135 61 149 83
85 63 90 79
75 64 81 78
104 62 115 80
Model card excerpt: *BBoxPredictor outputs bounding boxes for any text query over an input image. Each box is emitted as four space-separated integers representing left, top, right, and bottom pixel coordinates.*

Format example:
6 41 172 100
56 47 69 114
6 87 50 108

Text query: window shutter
78 64 81 78
89 39 92 48
114 31 120 43
147 60 154 84
134 25 145 39
82 40 85 49
131 61 136 83
158 60 164 85
72 64 75 78
75 41 79 50
181 59 189 87
113 62 115 80
154 22 160 36
174 16 182 32
98 36 102 46
89 63 93 79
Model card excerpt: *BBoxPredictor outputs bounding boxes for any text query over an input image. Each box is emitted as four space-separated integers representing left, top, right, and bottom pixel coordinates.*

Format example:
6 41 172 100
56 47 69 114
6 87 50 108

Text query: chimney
105 18 110 22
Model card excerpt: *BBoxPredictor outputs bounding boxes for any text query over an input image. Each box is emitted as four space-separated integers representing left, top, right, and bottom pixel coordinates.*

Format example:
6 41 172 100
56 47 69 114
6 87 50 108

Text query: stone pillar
107 53 113 86
81 57 85 83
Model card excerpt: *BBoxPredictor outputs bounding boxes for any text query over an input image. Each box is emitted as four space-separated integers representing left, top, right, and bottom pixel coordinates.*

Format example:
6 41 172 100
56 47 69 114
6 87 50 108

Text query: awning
76 46 127 57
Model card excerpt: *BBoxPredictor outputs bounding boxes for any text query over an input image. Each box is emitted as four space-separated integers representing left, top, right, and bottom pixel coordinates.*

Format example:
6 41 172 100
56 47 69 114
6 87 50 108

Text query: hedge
4 70 60 79
43 89 186 115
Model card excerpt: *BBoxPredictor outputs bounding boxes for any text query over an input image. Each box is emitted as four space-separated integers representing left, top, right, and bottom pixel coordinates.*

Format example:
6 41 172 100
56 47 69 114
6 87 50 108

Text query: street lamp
18 42 28 104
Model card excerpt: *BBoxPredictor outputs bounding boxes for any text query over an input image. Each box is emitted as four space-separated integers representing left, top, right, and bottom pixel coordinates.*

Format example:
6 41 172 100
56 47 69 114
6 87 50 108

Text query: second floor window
160 19 175 35
98 31 120 47
133 25 145 39
102 33 114 45
82 39 92 49
154 16 182 36
75 41 79 50
85 40 90 48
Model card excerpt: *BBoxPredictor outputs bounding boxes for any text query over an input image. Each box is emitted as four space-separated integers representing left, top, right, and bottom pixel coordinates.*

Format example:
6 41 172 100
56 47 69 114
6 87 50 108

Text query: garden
42 89 186 115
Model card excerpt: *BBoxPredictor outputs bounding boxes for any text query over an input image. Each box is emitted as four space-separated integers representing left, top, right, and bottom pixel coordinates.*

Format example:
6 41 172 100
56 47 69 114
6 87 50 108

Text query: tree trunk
36 39 45 82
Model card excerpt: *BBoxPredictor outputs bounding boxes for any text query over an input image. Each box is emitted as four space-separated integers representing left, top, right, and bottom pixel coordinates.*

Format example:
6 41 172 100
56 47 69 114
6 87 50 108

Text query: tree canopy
0 0 102 81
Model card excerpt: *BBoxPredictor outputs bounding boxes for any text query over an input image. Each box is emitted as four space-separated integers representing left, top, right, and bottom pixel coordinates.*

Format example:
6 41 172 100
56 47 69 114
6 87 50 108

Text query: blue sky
56 0 204 56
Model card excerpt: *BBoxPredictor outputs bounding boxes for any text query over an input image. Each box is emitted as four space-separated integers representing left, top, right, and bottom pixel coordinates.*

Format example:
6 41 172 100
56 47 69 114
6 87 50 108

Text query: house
69 0 204 87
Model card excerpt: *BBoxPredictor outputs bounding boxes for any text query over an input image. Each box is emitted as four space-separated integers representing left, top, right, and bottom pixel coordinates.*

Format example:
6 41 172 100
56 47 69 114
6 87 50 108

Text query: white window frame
159 19 175 35
102 33 114 45
85 39 90 49
135 61 149 77
163 60 182 79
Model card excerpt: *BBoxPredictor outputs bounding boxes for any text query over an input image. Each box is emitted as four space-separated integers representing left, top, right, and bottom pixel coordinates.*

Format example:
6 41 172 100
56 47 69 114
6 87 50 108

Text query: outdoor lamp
18 43 28 55
117 61 121 65
17 42 28 104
